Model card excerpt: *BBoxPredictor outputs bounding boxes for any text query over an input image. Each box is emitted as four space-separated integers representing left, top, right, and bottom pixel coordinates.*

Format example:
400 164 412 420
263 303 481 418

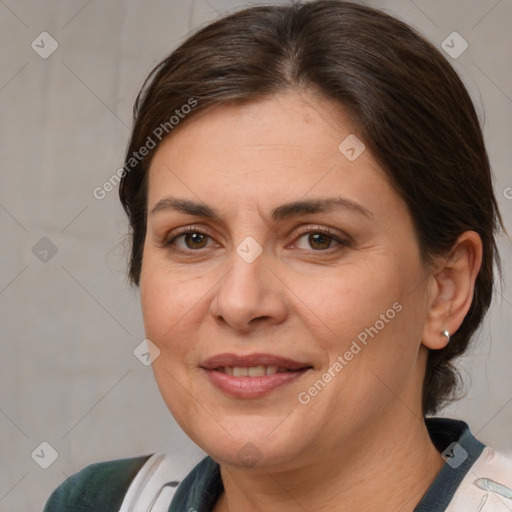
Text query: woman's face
140 92 435 469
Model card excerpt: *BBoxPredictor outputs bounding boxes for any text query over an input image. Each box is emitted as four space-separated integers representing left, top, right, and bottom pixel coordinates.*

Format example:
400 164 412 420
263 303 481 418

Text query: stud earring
441 330 450 342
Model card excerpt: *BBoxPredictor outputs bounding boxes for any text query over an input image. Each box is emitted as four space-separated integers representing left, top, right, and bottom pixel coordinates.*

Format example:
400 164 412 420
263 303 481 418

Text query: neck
212 412 445 512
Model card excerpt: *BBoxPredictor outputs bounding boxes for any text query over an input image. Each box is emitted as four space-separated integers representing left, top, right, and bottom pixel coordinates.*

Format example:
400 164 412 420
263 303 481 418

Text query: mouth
201 353 312 371
214 365 304 377
200 353 313 398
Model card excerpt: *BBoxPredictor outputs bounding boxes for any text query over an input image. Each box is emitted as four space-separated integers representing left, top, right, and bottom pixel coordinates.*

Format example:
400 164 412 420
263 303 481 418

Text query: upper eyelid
165 224 349 247
168 224 345 238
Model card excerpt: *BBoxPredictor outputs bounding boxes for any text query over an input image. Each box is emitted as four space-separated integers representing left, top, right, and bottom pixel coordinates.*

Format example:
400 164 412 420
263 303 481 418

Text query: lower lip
202 368 310 398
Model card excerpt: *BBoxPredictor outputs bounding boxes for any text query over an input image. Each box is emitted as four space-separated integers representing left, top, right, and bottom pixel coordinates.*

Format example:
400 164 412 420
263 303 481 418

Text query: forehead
149 92 353 165
145 92 399 221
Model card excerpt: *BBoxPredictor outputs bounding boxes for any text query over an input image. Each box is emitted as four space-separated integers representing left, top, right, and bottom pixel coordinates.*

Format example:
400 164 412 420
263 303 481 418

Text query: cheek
308 265 398 337
139 249 209 361
140 249 178 344
308 255 426 381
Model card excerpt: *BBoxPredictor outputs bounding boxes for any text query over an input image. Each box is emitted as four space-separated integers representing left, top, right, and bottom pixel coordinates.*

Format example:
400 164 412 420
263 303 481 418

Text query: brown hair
119 0 504 415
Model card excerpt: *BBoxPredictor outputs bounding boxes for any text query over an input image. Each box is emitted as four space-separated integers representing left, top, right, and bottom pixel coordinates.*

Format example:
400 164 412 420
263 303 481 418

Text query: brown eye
181 232 209 250
163 226 349 255
307 232 334 250
293 228 350 252
164 227 215 253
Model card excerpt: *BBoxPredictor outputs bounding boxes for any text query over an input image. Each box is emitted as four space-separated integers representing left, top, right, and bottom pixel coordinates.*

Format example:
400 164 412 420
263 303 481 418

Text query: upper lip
201 353 312 370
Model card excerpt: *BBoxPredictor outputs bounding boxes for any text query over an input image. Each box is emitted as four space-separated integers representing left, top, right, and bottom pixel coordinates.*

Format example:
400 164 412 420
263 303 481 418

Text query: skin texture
139 91 482 512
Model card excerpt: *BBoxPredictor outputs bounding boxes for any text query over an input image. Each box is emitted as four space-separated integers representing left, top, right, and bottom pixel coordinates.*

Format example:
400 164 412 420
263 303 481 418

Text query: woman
43 1 511 511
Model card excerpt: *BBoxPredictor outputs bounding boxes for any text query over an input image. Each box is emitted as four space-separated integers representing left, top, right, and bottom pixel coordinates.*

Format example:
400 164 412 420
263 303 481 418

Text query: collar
414 417 485 510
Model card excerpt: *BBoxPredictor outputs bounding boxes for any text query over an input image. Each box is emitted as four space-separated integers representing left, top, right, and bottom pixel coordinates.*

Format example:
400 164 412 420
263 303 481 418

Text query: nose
209 247 288 333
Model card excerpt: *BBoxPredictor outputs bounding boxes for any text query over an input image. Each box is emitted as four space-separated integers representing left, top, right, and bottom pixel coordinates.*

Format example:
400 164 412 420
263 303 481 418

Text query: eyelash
162 225 350 254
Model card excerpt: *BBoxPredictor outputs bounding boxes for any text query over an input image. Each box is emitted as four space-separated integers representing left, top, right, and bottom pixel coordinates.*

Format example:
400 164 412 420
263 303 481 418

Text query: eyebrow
150 196 373 221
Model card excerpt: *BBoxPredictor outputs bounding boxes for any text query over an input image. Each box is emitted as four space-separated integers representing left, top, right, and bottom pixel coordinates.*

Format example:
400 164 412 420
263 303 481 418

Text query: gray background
0 1 511 510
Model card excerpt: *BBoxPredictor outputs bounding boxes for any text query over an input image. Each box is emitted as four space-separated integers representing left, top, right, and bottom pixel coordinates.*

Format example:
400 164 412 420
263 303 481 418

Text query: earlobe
421 231 483 350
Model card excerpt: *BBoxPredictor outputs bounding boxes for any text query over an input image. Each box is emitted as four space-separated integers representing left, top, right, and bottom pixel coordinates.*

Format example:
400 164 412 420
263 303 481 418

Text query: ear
422 231 483 350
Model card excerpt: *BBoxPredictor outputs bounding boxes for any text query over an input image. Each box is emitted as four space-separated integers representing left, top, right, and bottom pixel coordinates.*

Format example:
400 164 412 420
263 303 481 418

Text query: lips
201 353 312 371
200 353 313 398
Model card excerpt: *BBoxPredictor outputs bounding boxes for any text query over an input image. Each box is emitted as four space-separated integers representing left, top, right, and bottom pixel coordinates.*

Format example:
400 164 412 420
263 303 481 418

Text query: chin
205 419 313 470
205 438 301 470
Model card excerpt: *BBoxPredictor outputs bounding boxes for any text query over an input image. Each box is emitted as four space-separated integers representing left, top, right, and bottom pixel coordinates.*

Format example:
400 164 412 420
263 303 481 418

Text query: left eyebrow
149 196 373 221
271 197 373 221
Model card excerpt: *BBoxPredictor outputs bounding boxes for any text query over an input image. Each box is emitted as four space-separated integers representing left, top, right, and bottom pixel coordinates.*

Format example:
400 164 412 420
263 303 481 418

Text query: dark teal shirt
43 418 485 511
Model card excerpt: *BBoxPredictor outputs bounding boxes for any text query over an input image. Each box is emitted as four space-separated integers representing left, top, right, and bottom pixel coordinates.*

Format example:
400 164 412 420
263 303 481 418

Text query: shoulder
119 452 218 511
448 446 512 511
418 417 512 511
43 454 152 512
